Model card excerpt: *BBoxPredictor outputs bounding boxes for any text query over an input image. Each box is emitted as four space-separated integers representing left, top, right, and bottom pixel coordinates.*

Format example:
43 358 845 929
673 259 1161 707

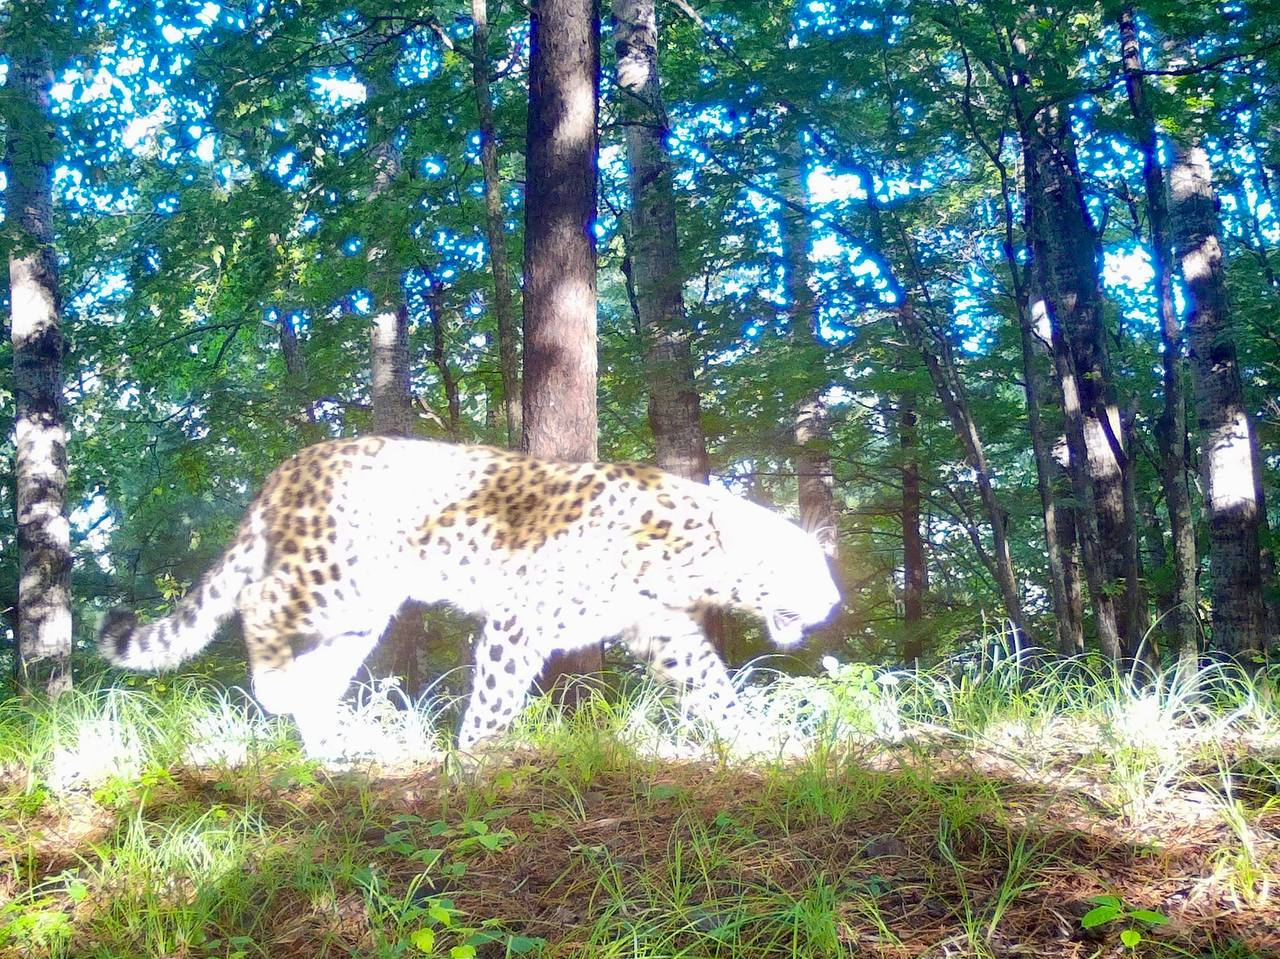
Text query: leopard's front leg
625 611 743 735
458 612 544 750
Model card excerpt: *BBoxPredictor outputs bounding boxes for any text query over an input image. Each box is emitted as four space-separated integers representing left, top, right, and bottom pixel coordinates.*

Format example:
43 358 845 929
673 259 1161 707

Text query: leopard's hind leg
240 574 385 758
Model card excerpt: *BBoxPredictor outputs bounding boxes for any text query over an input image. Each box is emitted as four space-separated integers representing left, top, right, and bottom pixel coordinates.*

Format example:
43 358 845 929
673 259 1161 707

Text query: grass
0 655 1277 958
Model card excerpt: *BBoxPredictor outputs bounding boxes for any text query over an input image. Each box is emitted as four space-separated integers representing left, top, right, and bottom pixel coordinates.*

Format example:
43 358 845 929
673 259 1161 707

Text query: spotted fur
100 437 840 755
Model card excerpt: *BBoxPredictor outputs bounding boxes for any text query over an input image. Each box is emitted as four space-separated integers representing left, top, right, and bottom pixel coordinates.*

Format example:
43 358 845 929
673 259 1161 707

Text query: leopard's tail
99 511 268 671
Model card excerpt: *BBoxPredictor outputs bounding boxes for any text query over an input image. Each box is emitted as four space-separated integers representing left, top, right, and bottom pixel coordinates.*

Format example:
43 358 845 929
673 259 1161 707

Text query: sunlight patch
48 716 142 795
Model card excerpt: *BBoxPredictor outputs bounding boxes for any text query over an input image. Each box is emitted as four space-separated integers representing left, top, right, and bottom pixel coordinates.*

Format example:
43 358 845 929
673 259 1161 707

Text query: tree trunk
1058 485 1087 651
895 300 1029 644
8 45 72 697
1018 299 1083 656
1018 97 1127 662
278 313 326 443
428 286 462 438
779 154 839 555
981 97 1083 656
1172 144 1268 660
523 0 603 686
363 62 422 688
369 303 415 437
900 395 928 662
472 0 522 447
613 0 710 485
1120 6 1197 664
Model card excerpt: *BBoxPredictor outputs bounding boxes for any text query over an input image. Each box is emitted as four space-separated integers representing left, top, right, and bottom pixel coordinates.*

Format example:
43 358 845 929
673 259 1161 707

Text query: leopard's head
709 496 841 647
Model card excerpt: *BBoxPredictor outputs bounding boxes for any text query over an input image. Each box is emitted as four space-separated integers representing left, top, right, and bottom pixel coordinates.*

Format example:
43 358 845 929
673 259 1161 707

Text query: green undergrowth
0 657 1277 958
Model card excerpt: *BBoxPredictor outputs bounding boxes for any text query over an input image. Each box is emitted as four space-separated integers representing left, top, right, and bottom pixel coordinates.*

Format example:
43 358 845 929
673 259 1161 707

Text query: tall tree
613 0 710 484
779 152 839 554
6 10 72 696
959 62 1083 655
899 394 928 661
1172 144 1269 659
472 0 522 447
364 44 421 689
1118 6 1198 664
523 0 603 683
1020 107 1125 662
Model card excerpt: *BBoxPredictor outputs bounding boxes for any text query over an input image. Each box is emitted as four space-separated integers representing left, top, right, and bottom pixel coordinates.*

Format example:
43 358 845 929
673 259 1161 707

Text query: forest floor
0 659 1277 958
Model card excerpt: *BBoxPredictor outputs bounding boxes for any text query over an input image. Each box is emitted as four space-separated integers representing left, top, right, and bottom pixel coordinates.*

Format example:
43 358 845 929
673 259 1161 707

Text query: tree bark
278 312 326 443
613 0 710 485
895 300 1029 644
472 0 522 447
1019 298 1084 656
523 0 603 685
1172 144 1268 659
899 395 928 662
369 303 415 437
363 56 422 688
1017 95 1127 662
8 43 72 697
1120 7 1198 665
779 154 839 556
428 285 462 438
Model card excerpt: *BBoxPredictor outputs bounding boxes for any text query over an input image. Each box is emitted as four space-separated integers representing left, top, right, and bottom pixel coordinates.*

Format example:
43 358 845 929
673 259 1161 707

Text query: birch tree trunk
524 0 603 684
1119 7 1198 664
1172 144 1268 659
472 0 522 447
7 42 72 696
613 0 709 485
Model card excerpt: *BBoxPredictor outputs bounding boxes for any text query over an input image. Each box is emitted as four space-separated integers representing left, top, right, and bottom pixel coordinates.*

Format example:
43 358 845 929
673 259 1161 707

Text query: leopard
99 436 841 757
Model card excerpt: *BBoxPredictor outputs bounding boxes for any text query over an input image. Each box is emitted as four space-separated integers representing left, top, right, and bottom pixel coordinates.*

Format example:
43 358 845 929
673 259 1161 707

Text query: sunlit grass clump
1 655 1276 957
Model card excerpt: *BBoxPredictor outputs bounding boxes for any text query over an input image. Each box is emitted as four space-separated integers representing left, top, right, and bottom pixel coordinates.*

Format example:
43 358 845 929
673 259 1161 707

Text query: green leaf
428 903 454 927
1081 904 1122 929
1129 910 1169 926
410 927 436 953
1120 928 1142 948
412 848 444 868
506 935 546 954
449 946 477 959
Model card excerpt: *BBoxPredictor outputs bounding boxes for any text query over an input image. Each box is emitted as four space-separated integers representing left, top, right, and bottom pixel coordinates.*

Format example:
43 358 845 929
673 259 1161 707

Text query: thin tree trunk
1172 144 1268 659
957 45 1080 656
472 0 522 446
1058 485 1087 649
779 153 839 555
428 286 462 438
613 0 710 485
896 301 1029 643
900 395 928 662
1019 299 1083 656
8 44 72 697
1120 6 1197 664
278 312 325 443
524 0 603 686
